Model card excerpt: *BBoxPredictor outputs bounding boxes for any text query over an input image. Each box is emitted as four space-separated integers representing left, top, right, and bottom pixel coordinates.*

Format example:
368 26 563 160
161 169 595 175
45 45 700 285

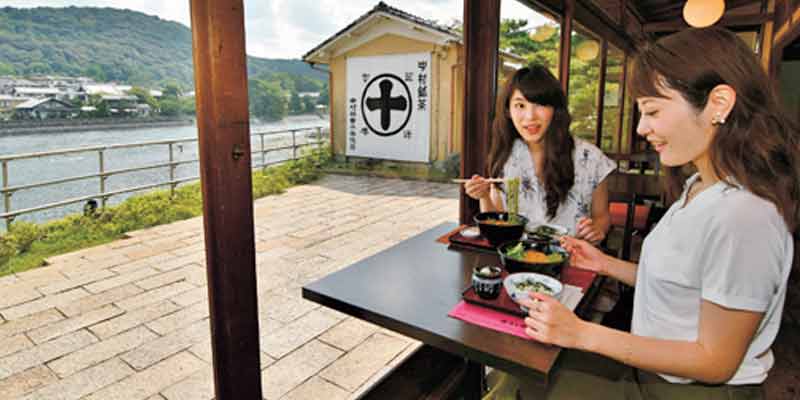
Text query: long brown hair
631 27 800 242
487 66 575 218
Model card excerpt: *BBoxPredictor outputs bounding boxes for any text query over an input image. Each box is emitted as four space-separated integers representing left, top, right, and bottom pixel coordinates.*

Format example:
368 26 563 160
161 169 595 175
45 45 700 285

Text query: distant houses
11 87 61 99
0 75 165 120
13 98 78 120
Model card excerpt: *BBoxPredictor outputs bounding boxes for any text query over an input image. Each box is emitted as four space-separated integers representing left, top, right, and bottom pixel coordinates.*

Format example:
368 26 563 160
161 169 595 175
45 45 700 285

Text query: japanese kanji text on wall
345 52 431 162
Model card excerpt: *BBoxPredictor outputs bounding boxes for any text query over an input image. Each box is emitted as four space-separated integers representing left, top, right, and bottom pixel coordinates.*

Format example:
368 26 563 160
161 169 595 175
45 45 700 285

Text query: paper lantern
576 40 600 61
683 0 725 28
529 24 556 42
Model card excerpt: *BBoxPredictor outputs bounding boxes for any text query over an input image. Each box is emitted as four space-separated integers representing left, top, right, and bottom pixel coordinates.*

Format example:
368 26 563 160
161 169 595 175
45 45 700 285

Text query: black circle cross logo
361 73 412 137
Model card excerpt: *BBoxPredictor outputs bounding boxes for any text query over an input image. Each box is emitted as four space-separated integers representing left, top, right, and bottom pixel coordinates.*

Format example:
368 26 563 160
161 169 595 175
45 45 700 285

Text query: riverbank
0 117 195 136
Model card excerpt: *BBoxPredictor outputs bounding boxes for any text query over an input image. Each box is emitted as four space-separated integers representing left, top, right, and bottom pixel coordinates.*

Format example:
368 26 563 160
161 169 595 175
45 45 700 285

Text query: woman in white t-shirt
485 28 799 399
465 65 615 243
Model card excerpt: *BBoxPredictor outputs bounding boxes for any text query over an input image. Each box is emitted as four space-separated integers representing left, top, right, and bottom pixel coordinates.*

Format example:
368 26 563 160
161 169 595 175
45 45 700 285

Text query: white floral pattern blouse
500 138 616 234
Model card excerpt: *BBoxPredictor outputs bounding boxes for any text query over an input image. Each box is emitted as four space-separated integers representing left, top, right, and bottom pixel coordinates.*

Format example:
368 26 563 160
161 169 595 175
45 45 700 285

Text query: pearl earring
712 112 726 125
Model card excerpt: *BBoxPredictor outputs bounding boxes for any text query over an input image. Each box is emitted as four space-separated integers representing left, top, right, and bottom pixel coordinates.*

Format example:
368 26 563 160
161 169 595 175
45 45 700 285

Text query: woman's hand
560 236 609 275
575 217 605 244
464 174 492 201
520 292 588 348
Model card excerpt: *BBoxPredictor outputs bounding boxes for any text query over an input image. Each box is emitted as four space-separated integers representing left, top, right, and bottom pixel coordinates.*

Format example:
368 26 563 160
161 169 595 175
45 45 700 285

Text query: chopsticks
451 178 507 183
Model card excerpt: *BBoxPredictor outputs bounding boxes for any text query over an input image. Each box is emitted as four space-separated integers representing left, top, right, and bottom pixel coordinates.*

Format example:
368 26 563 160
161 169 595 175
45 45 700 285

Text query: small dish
503 272 563 312
472 265 503 300
460 226 480 238
529 223 569 241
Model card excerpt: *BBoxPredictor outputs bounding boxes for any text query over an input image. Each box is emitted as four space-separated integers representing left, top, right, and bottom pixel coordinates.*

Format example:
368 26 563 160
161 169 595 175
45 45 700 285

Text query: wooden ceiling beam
635 0 759 23
528 0 635 52
642 2 684 19
643 12 773 32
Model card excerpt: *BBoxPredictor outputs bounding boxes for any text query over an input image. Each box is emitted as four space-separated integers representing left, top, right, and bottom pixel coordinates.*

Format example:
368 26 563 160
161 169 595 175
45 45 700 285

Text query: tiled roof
303 1 459 62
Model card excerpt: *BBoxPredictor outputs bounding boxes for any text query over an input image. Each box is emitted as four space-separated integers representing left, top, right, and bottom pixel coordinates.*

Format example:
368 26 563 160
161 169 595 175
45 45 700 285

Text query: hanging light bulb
683 0 725 28
576 40 600 61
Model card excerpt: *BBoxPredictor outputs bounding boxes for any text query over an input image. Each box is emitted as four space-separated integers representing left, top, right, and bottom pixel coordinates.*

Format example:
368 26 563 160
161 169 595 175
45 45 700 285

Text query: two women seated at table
480 27 799 399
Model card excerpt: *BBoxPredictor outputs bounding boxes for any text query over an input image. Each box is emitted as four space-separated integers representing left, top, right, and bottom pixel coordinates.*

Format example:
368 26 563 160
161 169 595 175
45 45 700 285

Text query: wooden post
559 0 575 99
189 1 262 399
460 0 501 225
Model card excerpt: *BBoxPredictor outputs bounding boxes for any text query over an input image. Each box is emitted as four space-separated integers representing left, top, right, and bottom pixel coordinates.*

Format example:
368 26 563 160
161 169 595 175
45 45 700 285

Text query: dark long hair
631 27 800 262
487 66 575 218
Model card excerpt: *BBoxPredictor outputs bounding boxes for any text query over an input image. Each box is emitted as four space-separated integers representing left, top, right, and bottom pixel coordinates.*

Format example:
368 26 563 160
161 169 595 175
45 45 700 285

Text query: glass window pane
568 25 601 144
497 1 561 84
620 58 635 154
601 44 624 153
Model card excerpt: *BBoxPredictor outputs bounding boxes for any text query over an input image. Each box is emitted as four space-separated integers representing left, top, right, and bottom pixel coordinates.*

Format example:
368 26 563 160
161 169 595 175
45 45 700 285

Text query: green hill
0 6 325 89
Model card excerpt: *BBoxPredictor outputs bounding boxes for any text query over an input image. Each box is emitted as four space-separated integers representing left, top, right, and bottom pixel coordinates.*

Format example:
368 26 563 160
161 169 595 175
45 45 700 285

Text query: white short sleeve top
500 138 616 233
631 173 794 385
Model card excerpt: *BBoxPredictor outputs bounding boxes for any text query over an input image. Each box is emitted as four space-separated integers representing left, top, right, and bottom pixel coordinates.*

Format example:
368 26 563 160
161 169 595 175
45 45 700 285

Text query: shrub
0 237 15 267
7 221 43 252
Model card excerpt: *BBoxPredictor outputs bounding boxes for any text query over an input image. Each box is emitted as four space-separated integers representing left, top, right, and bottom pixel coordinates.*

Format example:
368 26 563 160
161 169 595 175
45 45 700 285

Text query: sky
0 0 548 59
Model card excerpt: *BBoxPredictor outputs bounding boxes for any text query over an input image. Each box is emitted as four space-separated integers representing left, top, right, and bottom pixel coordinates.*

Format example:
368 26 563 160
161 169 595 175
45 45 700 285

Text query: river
0 114 328 229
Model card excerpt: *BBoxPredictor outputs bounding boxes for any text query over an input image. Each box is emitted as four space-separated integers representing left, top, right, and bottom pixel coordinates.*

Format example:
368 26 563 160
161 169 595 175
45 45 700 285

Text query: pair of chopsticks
451 178 507 183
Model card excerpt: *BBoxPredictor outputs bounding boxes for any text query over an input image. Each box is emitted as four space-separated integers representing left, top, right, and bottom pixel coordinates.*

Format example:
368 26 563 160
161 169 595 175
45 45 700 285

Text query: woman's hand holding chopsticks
463 174 495 201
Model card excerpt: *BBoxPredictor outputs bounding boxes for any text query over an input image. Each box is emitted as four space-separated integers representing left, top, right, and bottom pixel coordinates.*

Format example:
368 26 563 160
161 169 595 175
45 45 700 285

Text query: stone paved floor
0 174 459 400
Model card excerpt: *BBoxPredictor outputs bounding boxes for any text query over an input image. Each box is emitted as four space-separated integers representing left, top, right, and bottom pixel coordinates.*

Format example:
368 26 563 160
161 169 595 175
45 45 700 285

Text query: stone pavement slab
0 175 458 399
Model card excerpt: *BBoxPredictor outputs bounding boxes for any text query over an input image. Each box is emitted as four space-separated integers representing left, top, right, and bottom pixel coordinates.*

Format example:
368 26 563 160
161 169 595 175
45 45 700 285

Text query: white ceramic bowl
503 272 563 311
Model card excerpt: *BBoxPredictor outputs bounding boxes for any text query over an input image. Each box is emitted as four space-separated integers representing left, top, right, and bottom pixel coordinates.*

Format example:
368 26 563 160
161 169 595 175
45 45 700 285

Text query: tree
128 86 159 110
0 62 15 75
180 97 196 116
317 84 329 105
85 94 110 118
26 61 52 75
84 63 107 82
273 72 296 93
289 92 304 115
302 96 317 114
159 98 181 116
292 75 322 92
499 19 559 73
248 79 287 121
163 82 181 99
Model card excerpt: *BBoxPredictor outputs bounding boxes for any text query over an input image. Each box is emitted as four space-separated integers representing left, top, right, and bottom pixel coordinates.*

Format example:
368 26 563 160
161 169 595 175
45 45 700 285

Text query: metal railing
0 126 328 227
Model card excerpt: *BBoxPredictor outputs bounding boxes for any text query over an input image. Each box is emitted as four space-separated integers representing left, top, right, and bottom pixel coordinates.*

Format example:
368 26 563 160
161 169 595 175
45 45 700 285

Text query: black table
302 222 601 398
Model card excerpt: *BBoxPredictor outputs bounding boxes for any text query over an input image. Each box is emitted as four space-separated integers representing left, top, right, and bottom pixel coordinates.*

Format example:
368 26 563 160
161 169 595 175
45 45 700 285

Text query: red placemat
450 285 585 340
435 224 500 252
449 301 529 339
436 225 464 244
463 273 527 317
462 267 595 317
449 229 495 251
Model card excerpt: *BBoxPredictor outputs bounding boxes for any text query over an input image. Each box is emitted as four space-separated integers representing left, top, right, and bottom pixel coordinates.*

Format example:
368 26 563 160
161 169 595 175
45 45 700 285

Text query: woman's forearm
479 196 500 212
594 213 611 238
479 185 503 212
577 322 737 384
602 255 637 286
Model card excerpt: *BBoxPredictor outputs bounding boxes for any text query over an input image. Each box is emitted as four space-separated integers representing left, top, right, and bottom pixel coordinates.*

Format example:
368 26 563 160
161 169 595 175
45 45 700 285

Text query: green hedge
0 146 330 277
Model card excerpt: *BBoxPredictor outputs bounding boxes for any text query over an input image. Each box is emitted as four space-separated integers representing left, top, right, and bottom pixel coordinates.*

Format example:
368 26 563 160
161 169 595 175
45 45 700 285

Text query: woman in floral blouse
465 65 616 243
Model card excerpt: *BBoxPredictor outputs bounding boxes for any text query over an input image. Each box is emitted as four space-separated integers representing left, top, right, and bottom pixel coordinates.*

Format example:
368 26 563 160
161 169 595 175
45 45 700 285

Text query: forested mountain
0 6 325 89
